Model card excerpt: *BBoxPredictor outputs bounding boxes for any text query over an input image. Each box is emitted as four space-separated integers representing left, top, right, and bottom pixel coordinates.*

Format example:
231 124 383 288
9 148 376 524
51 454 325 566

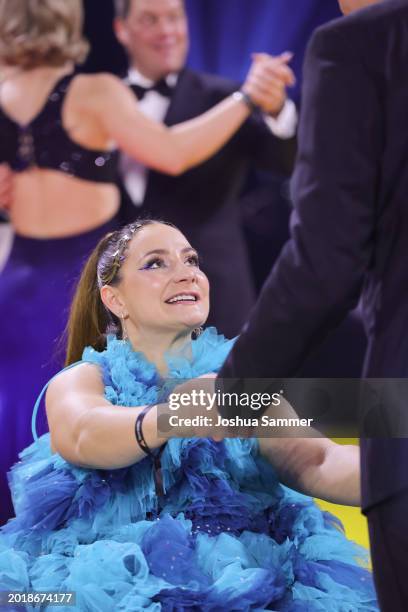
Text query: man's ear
100 285 126 319
113 18 129 47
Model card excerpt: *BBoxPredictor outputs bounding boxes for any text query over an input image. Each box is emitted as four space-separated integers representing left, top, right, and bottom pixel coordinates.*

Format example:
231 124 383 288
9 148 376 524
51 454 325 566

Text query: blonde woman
0 0 289 524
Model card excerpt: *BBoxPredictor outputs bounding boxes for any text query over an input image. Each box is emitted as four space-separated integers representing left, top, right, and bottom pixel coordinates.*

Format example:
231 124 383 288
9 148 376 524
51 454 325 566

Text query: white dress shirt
120 68 297 206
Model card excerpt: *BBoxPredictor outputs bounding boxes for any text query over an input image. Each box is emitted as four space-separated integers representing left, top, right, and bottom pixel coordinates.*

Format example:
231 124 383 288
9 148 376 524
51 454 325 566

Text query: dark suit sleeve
239 109 297 175
218 23 382 378
206 74 297 176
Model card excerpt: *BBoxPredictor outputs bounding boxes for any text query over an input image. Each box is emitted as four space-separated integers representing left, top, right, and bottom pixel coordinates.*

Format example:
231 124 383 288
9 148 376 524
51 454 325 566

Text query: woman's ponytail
65 238 111 365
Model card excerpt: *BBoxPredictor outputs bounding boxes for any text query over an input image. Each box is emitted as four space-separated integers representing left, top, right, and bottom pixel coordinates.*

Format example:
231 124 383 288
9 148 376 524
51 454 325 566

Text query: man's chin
156 54 185 74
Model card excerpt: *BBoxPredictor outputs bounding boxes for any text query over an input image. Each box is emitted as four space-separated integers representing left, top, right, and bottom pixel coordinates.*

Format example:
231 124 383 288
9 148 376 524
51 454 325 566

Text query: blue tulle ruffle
0 329 378 610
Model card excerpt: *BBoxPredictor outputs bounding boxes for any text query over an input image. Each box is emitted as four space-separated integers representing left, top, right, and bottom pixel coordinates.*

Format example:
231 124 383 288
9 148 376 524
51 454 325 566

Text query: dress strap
31 360 91 441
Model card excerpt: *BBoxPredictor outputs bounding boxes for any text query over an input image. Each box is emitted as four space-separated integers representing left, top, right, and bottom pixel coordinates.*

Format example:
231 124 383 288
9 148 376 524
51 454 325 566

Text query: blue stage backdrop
83 0 341 104
185 0 341 103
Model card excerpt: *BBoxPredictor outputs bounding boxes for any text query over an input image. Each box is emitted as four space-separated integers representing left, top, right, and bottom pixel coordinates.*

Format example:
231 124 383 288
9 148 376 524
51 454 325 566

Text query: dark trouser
366 489 408 611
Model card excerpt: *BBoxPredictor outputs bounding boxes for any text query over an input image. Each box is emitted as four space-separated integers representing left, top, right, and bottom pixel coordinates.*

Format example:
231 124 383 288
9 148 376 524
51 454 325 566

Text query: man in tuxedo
218 0 408 607
113 0 297 338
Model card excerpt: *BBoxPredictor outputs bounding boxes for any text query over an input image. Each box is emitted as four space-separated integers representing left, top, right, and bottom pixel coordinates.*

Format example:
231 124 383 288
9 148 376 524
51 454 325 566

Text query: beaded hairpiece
97 222 140 287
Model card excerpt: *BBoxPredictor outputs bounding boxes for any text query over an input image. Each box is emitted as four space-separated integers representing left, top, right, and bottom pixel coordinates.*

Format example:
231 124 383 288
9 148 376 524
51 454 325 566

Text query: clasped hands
164 374 258 441
242 51 295 117
165 372 309 443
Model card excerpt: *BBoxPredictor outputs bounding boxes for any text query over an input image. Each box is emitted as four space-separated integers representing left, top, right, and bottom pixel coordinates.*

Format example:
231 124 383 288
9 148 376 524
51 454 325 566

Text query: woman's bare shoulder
70 72 127 99
47 362 105 399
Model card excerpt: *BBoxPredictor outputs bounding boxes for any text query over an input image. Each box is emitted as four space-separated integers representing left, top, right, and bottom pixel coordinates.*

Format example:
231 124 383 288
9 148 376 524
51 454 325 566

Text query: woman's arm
259 436 360 506
79 55 290 176
46 363 167 469
47 367 222 469
257 399 361 506
0 164 12 213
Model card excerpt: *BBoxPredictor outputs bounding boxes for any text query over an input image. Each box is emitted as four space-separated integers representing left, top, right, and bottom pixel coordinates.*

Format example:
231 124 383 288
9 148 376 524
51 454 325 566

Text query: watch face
232 90 256 113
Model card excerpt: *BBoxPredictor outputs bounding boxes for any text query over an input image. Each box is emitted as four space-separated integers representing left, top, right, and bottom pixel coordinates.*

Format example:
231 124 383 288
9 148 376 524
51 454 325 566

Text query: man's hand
243 52 295 117
0 165 13 214
169 374 254 441
173 373 217 396
161 374 220 439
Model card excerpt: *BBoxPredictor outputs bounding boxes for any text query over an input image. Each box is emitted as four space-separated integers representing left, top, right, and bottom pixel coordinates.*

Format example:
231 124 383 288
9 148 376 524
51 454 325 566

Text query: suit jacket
119 68 296 338
218 0 408 510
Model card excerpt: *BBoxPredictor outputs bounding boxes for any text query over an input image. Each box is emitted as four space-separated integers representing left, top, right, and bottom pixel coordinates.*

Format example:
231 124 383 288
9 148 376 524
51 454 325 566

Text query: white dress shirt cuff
263 98 297 140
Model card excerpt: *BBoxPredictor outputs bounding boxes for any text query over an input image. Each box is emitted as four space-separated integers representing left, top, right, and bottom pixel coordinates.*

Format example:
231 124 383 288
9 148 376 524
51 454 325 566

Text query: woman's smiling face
107 222 210 336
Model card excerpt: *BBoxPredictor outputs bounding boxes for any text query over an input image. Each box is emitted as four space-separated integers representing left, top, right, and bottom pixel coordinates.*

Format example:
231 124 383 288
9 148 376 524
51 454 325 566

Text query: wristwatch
232 90 259 113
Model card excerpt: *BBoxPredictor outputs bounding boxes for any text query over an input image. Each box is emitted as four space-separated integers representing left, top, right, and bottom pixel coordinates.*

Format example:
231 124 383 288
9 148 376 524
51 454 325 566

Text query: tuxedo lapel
163 68 206 126
143 68 207 207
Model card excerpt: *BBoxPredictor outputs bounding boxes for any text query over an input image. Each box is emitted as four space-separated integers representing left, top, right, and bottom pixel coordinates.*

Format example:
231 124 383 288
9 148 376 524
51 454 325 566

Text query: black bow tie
130 78 174 100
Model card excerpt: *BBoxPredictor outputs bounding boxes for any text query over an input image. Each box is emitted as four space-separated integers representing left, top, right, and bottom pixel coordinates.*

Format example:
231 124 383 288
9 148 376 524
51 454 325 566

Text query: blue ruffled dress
0 329 377 611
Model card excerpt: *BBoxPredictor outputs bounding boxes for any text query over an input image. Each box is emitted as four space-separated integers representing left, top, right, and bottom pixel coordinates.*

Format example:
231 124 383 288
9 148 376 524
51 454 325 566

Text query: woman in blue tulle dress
0 221 378 611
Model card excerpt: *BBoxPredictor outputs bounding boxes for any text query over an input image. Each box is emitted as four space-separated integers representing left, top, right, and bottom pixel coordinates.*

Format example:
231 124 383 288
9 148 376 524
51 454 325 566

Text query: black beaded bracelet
135 404 156 456
135 405 166 496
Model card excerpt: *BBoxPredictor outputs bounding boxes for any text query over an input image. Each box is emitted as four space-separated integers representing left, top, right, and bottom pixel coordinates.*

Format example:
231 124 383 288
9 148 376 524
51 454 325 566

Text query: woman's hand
242 52 295 116
257 397 361 506
0 164 13 214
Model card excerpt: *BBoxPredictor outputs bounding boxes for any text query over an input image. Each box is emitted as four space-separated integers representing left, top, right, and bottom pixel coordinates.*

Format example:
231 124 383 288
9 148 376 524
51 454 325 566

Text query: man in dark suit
113 0 297 338
218 0 408 607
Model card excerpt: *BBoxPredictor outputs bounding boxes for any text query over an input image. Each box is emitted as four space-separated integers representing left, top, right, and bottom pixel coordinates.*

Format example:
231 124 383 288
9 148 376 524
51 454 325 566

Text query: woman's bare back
1 67 119 238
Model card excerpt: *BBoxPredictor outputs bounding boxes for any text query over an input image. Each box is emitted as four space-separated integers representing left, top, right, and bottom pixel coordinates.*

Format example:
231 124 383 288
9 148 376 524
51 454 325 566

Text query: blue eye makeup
140 257 165 270
139 252 200 270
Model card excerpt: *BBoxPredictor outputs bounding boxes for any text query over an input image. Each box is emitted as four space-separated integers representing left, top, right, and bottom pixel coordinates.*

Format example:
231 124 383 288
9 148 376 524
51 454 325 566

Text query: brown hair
0 0 89 69
114 0 132 19
65 219 174 366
